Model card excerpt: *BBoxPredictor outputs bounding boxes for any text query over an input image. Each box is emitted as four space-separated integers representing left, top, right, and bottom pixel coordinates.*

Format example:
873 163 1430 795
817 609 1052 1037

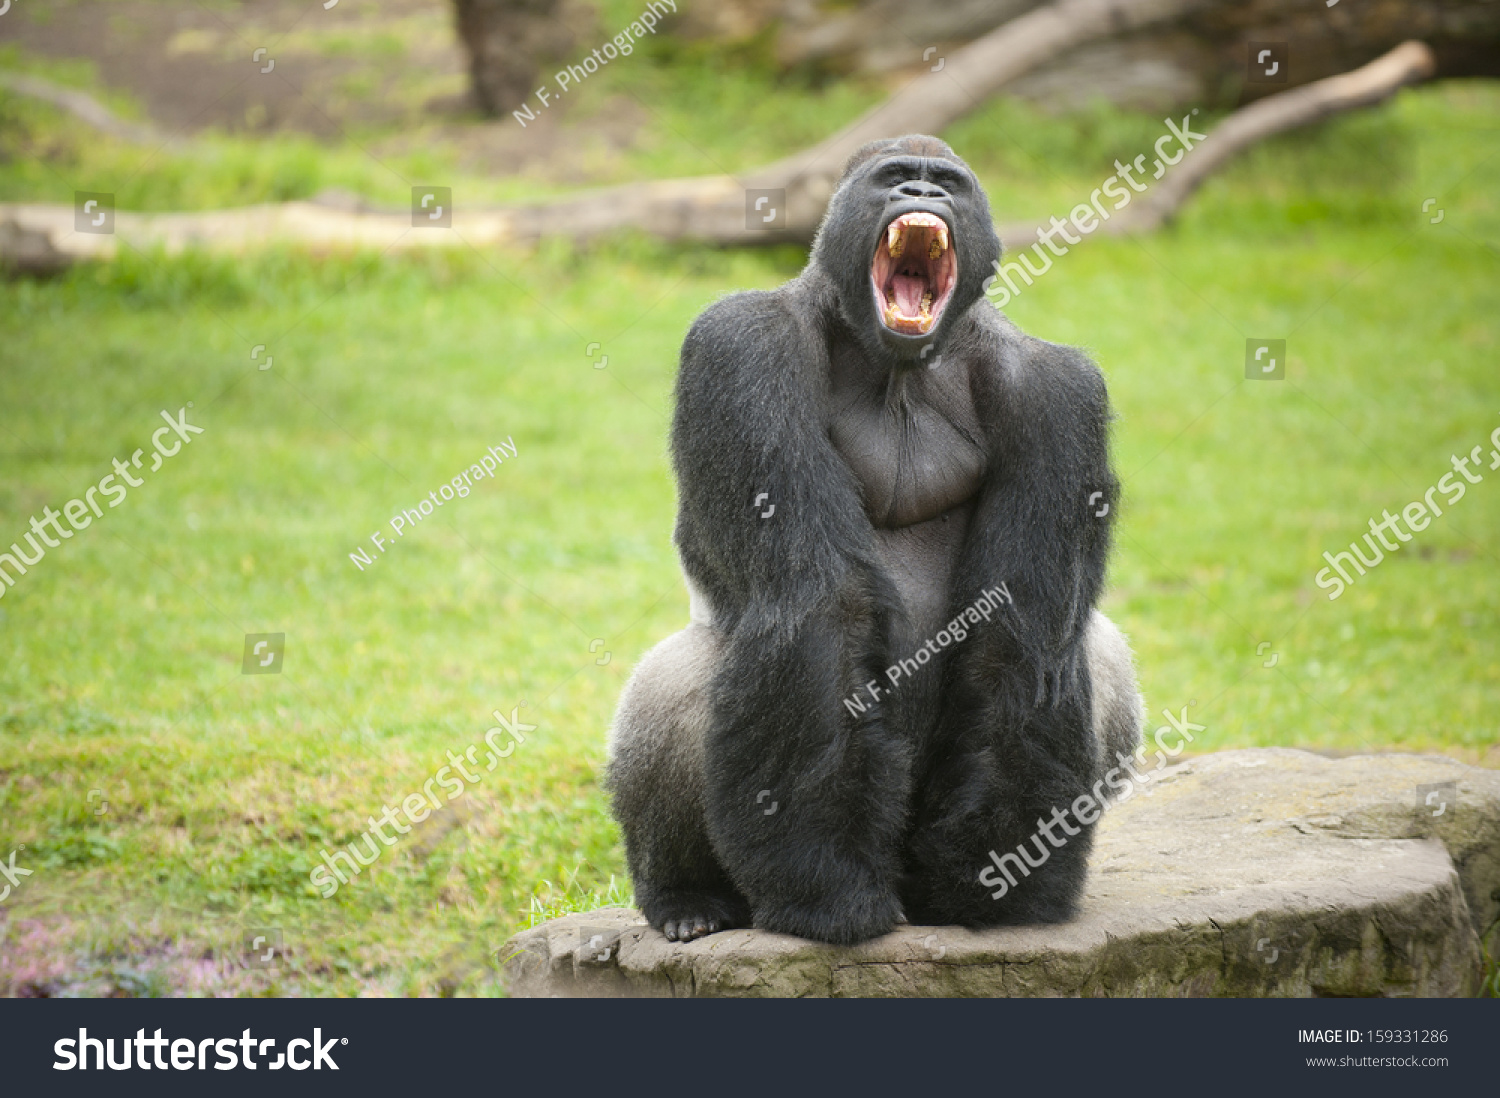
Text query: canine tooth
888 222 904 257
920 291 932 311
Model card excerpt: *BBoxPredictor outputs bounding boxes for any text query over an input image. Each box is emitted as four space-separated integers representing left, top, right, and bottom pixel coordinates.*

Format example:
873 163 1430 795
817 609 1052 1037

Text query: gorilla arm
671 287 913 944
900 323 1119 926
961 327 1118 705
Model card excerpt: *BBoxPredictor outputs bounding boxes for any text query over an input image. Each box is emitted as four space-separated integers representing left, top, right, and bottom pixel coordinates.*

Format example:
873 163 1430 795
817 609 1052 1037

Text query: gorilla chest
827 364 987 530
828 363 987 637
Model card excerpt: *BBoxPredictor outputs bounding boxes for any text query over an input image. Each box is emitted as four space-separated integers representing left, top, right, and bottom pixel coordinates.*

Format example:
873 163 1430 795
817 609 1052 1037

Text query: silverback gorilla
606 135 1142 945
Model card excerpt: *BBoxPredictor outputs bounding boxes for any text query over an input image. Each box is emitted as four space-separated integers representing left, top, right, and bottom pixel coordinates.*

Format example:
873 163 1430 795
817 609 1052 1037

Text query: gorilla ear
839 134 962 184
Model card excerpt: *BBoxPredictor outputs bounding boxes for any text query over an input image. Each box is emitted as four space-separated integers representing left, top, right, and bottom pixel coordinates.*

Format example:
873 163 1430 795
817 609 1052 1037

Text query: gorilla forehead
838 134 970 183
819 132 993 252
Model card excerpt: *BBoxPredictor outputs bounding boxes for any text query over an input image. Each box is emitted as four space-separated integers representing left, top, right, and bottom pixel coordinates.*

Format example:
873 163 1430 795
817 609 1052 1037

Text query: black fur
606 136 1131 945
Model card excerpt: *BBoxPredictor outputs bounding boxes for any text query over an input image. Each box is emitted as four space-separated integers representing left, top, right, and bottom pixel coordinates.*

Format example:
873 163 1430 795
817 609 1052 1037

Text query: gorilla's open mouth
871 212 957 336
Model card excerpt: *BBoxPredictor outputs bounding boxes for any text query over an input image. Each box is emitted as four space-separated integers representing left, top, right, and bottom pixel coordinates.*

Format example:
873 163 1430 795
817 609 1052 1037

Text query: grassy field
1 19 1498 994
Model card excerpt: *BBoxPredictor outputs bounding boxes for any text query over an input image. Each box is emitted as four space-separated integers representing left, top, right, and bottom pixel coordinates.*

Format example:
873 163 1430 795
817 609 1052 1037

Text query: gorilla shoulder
969 307 1110 421
680 281 828 373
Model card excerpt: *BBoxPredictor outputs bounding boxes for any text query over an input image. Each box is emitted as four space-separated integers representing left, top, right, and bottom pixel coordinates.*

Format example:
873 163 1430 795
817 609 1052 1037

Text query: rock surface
501 750 1500 997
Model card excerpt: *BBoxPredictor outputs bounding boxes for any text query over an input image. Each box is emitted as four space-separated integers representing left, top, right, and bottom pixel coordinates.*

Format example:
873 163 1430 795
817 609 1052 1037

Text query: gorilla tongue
891 273 928 318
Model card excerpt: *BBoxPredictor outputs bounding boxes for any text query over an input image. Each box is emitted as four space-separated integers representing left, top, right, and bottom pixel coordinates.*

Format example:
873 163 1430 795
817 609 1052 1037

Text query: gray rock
501 749 1499 997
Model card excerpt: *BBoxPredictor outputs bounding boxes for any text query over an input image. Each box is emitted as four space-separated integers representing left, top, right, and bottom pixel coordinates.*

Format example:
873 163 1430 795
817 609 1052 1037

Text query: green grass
0 31 1497 993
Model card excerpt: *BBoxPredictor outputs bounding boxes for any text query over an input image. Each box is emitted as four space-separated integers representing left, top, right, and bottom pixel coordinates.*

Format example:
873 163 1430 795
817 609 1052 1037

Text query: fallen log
1 0 1205 260
0 41 1438 270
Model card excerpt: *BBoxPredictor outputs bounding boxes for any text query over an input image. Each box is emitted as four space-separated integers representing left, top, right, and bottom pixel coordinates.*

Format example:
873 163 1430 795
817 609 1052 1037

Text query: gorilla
606 134 1141 946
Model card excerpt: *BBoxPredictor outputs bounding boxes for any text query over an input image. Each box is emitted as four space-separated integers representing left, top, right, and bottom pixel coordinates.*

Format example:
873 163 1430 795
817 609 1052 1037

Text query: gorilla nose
892 181 949 201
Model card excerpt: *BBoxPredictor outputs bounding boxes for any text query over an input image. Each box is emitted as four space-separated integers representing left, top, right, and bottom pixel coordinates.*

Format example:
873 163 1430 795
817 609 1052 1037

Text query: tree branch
1116 40 1437 233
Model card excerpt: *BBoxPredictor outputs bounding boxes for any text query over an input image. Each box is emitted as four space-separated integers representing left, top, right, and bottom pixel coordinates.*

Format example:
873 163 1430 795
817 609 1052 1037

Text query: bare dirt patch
0 0 649 185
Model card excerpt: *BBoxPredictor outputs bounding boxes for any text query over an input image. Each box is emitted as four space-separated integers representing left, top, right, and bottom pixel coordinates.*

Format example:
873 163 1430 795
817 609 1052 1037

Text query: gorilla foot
646 890 750 943
661 916 720 943
755 889 903 946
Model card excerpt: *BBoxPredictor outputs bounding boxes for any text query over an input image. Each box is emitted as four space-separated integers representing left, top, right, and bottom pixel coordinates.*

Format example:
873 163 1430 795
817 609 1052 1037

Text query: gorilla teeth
888 218 951 260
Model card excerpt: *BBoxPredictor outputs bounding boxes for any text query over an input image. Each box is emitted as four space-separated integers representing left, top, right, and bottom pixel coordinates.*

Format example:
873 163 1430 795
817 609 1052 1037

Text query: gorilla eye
932 169 968 192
